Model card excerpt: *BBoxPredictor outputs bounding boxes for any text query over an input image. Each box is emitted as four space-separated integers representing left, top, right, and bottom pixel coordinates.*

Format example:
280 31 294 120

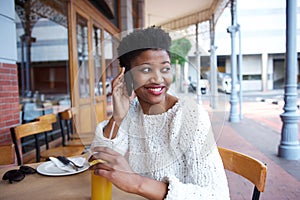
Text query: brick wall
0 62 20 145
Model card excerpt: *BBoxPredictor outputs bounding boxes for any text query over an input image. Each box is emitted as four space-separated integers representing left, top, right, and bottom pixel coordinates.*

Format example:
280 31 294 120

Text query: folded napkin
49 157 86 172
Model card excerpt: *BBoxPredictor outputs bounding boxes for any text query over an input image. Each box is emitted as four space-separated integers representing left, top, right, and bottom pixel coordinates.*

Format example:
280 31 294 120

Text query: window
243 74 262 80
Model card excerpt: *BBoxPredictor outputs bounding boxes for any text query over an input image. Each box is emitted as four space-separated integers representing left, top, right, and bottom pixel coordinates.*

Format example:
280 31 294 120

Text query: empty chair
218 147 267 200
58 109 82 144
58 109 94 146
37 114 84 155
11 121 53 165
11 119 85 165
35 113 58 149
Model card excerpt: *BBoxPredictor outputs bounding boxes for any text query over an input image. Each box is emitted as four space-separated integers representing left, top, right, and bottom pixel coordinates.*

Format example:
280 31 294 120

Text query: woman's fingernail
89 159 107 166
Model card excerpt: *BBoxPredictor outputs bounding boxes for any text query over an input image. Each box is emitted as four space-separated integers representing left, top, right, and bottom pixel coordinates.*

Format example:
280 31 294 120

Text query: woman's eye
162 67 171 72
141 68 151 73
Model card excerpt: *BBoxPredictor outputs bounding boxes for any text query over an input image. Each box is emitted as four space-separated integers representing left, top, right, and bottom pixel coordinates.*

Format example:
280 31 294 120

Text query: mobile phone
124 69 133 96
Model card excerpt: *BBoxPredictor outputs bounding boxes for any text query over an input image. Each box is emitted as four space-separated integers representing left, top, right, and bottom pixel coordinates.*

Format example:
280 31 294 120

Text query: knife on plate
56 156 80 171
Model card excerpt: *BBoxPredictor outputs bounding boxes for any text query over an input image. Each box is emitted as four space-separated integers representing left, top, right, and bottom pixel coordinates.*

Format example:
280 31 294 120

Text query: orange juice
91 171 112 200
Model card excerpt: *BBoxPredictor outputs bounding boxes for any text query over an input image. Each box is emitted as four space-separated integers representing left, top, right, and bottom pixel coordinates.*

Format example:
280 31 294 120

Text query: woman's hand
89 146 141 194
111 67 132 125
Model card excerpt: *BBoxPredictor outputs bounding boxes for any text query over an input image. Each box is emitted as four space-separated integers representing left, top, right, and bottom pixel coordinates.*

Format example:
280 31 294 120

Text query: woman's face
129 49 173 107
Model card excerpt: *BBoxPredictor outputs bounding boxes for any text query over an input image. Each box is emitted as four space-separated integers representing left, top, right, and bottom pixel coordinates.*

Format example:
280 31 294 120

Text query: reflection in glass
15 0 69 96
93 26 103 96
104 31 119 84
103 31 119 118
15 0 69 153
76 14 90 98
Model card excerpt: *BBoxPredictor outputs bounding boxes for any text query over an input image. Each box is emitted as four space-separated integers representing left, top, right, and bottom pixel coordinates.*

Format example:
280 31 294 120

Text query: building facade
186 0 300 92
0 0 145 152
215 0 300 91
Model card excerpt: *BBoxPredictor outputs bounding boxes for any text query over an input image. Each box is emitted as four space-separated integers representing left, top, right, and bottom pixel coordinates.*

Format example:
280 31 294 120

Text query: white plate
37 161 89 176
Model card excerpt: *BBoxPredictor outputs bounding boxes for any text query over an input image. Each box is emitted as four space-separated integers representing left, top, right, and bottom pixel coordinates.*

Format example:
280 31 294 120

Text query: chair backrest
11 121 53 165
35 113 58 150
218 147 267 200
35 113 57 124
60 109 72 120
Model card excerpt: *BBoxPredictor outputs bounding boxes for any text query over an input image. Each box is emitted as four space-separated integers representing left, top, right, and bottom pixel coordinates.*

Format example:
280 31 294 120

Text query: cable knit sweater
93 97 230 200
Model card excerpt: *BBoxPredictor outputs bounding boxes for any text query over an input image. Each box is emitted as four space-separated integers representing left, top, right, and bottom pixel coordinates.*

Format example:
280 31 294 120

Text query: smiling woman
89 27 230 200
129 50 174 114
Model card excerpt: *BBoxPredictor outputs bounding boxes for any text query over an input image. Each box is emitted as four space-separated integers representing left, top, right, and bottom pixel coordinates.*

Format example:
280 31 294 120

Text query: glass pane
104 30 119 85
103 31 118 117
76 14 90 98
16 0 70 98
15 0 69 153
93 26 103 96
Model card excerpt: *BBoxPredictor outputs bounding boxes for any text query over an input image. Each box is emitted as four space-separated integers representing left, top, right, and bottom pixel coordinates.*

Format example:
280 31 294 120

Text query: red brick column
0 62 20 145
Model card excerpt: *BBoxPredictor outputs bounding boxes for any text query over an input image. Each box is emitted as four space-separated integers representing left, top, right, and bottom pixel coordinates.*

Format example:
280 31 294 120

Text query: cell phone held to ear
124 70 133 96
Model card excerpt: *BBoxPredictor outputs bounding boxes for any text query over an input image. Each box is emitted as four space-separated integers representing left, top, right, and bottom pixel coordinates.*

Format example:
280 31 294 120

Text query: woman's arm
90 146 168 200
135 175 168 200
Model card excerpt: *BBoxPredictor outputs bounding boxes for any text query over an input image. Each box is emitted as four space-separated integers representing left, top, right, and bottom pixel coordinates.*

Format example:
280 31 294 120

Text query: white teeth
148 88 162 92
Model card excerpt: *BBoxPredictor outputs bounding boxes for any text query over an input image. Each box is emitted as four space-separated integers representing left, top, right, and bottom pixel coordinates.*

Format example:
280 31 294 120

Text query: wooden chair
58 109 94 147
11 121 52 165
11 119 85 165
0 144 15 165
58 109 83 146
37 114 84 152
218 147 267 200
35 113 57 149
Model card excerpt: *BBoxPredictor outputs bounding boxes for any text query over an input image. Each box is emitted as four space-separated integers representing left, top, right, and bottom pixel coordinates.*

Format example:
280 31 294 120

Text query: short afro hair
117 26 171 72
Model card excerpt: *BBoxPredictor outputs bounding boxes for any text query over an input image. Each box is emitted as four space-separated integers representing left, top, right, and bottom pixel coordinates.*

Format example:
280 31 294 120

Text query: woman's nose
149 71 164 83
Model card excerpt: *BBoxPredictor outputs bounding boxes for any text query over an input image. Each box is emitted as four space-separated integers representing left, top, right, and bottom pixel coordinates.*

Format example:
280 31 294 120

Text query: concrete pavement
203 90 300 200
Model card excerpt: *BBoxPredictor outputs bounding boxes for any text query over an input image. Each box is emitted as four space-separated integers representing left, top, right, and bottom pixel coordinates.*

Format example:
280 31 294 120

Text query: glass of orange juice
91 171 112 200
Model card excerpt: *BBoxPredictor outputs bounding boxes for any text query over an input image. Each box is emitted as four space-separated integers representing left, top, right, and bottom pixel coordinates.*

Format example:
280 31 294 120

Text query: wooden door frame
68 0 120 133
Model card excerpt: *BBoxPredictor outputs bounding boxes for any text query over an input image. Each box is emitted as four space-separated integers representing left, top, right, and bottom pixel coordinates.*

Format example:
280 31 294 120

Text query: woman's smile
145 85 166 96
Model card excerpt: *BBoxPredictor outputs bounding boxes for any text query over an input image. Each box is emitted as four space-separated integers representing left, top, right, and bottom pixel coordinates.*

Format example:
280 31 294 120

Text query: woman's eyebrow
161 61 171 65
134 61 170 67
133 63 151 67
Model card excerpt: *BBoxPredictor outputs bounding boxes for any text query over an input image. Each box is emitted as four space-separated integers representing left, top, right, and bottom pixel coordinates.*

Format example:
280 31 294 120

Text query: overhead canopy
145 0 229 30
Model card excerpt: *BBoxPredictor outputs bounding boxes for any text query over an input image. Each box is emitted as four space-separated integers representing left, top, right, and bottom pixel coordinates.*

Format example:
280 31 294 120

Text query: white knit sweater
93 97 230 200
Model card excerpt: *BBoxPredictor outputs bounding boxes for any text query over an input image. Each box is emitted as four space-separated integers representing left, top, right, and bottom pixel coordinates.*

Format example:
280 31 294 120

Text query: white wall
214 0 300 91
215 0 300 55
225 54 274 91
0 0 17 63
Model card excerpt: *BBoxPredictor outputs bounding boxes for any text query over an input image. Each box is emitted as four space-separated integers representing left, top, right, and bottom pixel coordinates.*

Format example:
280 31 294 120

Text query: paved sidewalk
208 99 300 200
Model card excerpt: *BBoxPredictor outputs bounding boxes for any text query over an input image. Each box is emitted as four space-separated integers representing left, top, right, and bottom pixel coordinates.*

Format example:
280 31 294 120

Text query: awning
145 0 230 30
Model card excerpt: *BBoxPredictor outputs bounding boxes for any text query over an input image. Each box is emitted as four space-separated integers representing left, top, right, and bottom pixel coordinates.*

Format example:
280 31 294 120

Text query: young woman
90 27 230 200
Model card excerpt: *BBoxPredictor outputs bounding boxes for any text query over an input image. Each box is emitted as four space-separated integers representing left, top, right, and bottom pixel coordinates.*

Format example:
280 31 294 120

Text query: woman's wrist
112 115 123 125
